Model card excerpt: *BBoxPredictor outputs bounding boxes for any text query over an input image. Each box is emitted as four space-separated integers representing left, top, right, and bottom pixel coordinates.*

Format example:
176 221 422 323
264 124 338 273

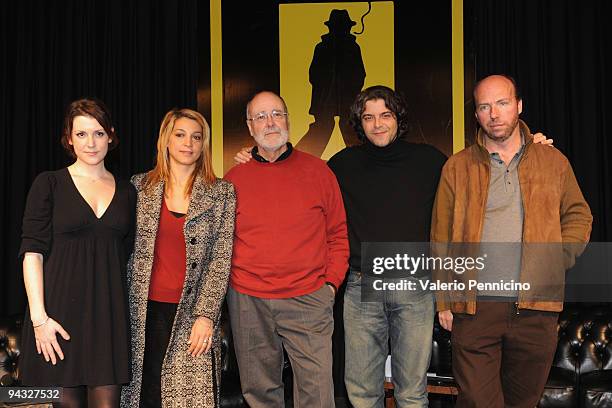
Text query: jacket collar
139 174 215 225
474 119 534 163
185 175 215 224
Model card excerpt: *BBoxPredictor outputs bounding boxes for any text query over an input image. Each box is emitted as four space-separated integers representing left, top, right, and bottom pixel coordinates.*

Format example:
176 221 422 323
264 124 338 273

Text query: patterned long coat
121 173 235 407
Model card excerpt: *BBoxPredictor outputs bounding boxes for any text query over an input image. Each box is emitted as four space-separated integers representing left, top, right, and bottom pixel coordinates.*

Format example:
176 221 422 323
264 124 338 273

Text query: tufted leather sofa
3 305 610 407
0 306 282 407
0 315 22 387
544 305 612 408
218 304 247 407
428 304 612 407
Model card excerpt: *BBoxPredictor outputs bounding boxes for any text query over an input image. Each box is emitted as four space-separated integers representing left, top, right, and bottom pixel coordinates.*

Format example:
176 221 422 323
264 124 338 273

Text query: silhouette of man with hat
296 9 366 157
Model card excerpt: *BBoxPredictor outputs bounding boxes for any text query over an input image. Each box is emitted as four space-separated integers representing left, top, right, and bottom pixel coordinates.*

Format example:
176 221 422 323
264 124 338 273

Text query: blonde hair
144 108 216 196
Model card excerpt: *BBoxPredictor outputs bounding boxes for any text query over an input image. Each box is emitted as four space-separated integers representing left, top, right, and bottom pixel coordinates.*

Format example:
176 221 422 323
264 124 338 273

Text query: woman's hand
33 317 70 365
187 316 214 357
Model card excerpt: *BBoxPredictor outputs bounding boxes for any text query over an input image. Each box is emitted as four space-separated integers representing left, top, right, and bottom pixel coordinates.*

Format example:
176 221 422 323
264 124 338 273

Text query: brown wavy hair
143 108 216 197
61 98 118 158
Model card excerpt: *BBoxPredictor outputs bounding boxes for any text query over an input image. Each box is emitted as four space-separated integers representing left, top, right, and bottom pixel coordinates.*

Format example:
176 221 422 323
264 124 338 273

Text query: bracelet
32 316 49 328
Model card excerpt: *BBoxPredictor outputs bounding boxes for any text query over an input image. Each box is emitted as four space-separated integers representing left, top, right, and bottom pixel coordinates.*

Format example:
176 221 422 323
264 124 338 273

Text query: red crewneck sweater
225 149 349 298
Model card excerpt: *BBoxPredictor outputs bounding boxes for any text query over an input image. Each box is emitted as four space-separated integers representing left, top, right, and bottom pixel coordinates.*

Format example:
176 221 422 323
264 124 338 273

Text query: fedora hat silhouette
324 9 356 28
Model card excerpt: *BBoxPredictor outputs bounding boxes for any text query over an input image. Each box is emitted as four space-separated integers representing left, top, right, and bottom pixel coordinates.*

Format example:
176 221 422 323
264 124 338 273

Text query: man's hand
533 132 554 146
187 316 214 357
234 147 253 164
438 310 454 331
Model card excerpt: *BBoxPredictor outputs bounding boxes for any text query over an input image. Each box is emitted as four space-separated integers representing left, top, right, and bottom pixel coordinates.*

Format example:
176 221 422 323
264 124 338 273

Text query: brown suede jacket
431 120 592 314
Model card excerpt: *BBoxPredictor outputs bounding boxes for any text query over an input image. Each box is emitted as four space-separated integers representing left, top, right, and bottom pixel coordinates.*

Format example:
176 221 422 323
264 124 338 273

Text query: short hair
474 74 522 101
245 91 289 119
61 98 118 158
349 85 410 142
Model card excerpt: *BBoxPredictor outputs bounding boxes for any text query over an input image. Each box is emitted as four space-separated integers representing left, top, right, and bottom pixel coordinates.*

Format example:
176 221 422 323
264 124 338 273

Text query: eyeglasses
247 110 288 123
361 111 395 122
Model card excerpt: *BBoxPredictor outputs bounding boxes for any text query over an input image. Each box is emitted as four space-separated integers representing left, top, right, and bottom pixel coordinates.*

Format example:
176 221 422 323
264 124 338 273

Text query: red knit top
224 149 349 298
148 199 187 303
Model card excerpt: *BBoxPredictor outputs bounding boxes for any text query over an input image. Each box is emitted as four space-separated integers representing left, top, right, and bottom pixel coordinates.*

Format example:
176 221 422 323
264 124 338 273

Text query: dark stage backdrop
1 2 610 399
464 0 611 242
0 0 210 315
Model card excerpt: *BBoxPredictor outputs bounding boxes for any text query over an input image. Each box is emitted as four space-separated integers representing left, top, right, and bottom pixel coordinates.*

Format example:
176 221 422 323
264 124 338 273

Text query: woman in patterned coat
121 108 235 407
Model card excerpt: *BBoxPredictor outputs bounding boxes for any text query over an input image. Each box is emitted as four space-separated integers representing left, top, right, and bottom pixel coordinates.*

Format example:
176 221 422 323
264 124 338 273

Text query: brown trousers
451 302 558 408
227 285 336 408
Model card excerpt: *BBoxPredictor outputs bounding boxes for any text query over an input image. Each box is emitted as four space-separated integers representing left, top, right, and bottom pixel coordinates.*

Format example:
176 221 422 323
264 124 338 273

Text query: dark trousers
140 300 178 408
451 302 558 408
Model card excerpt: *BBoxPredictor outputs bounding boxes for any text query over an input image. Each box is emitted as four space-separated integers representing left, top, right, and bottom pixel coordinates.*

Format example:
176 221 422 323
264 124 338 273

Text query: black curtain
465 0 611 242
2 0 610 312
0 0 209 315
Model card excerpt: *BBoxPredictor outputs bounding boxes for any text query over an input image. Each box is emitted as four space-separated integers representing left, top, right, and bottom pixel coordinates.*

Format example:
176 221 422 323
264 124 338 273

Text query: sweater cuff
326 274 344 291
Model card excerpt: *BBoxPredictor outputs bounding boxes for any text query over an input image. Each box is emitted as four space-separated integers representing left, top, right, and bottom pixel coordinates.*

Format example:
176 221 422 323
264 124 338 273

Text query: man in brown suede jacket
431 74 592 408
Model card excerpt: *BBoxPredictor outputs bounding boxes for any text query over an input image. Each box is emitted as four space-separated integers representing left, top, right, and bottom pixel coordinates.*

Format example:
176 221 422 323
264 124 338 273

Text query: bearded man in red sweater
224 91 349 408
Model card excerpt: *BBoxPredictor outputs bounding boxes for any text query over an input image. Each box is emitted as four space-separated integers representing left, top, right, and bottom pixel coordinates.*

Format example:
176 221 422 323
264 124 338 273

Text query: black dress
19 168 135 386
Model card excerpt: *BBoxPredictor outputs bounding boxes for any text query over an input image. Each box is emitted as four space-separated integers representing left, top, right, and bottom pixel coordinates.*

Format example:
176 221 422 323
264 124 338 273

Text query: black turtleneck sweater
327 139 447 271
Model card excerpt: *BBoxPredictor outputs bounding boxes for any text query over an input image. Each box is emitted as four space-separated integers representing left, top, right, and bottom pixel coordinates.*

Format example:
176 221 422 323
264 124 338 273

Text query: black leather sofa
428 305 612 407
2 304 611 407
0 306 278 407
0 315 20 387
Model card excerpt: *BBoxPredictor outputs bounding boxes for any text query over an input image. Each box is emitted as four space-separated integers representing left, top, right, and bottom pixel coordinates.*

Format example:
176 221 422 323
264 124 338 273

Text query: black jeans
139 300 178 408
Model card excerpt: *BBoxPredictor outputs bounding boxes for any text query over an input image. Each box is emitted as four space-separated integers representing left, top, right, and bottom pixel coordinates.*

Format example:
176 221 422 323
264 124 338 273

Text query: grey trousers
227 285 336 408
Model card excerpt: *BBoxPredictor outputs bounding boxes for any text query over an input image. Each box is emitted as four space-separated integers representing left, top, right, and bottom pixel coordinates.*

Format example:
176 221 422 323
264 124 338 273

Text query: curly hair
349 85 410 142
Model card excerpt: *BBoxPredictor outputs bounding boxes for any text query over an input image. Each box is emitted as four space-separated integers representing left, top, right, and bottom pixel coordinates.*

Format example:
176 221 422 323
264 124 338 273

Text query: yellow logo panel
279 2 394 160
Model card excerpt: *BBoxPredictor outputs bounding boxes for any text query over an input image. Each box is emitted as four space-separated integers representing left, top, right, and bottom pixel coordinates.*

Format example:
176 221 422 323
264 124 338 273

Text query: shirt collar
252 142 293 163
489 132 526 166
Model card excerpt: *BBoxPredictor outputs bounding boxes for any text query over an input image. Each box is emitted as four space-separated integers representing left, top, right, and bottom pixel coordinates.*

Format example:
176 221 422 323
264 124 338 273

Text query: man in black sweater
327 86 446 407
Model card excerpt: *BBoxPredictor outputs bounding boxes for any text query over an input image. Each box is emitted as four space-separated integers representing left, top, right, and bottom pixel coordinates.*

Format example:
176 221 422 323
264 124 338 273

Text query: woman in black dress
19 98 135 407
